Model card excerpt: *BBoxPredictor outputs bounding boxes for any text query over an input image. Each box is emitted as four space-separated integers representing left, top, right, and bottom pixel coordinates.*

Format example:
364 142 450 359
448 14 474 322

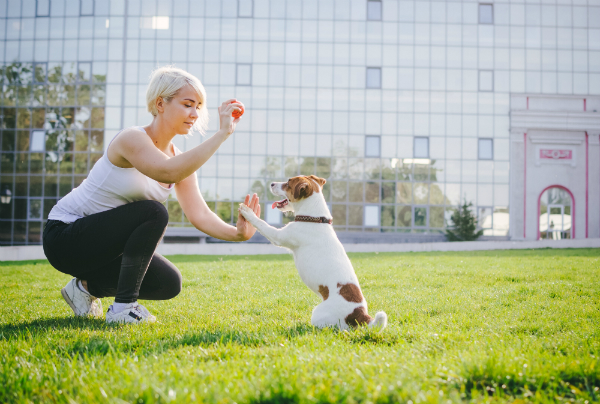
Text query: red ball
230 99 245 118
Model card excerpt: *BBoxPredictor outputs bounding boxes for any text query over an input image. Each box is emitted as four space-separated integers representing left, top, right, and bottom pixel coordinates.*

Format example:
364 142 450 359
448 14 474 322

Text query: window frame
236 63 252 86
363 205 380 227
80 0 95 16
478 3 493 24
364 135 381 158
413 137 430 159
365 67 382 89
478 138 494 160
367 0 382 21
478 70 494 92
238 0 254 18
36 0 50 17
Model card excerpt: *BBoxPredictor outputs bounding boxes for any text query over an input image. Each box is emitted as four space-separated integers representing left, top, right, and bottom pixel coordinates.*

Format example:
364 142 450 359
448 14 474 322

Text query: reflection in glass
414 206 427 227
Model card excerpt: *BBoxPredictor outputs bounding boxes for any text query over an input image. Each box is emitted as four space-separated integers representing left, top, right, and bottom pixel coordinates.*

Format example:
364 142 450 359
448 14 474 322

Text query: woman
42 66 260 324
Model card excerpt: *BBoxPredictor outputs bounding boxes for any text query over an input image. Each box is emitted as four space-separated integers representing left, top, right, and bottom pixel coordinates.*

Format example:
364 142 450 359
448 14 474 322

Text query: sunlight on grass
1 249 599 403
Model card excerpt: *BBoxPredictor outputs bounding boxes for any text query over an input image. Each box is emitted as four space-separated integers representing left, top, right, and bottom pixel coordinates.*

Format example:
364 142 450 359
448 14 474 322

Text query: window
365 136 380 157
30 131 45 152
366 67 381 89
479 70 494 91
479 4 493 24
478 138 493 160
236 64 252 86
364 206 380 227
80 0 94 16
238 0 253 17
36 0 50 17
414 137 429 158
367 0 382 21
266 207 281 225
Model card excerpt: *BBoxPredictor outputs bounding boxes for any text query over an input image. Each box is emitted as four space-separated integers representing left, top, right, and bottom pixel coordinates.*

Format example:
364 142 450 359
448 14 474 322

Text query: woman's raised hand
236 193 260 241
218 99 243 136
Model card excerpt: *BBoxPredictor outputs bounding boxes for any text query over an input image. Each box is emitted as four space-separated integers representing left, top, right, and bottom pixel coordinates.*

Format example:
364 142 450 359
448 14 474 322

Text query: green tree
446 200 484 242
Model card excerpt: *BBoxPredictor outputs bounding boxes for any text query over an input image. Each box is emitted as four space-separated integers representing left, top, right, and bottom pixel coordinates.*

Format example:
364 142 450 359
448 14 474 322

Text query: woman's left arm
174 172 260 242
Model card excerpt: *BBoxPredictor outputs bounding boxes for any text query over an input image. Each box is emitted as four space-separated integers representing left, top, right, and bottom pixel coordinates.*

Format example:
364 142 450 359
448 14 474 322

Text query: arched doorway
538 186 574 240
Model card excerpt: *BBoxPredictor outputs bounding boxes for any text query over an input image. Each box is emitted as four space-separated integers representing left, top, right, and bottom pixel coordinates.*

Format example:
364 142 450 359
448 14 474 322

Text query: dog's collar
295 215 333 224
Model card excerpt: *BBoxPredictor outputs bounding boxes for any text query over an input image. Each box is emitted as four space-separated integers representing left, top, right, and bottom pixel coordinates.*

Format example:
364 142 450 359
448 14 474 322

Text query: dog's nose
270 183 275 188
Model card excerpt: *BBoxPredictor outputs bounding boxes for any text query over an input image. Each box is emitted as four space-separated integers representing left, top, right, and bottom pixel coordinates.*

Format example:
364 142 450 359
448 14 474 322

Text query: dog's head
270 175 326 212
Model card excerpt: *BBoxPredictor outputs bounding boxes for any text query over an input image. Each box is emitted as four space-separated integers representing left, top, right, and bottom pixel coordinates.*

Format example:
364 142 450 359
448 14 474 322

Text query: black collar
295 215 333 224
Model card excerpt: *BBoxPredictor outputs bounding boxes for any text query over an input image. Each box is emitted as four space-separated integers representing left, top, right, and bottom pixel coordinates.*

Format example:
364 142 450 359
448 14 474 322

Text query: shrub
446 200 484 241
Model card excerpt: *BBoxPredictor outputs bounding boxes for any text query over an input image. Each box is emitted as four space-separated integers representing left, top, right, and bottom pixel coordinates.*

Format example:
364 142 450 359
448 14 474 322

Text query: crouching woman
43 66 260 324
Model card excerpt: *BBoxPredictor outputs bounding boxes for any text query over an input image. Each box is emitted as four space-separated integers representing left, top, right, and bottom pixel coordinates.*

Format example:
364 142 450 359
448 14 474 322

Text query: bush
446 200 484 241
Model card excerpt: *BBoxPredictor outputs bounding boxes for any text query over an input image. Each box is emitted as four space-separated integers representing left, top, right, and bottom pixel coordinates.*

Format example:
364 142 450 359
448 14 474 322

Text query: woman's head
146 66 209 135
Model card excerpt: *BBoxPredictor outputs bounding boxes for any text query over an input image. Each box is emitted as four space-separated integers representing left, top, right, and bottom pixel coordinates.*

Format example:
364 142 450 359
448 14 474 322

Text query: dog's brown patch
318 285 329 300
283 176 326 202
307 175 326 187
337 283 364 303
345 306 373 328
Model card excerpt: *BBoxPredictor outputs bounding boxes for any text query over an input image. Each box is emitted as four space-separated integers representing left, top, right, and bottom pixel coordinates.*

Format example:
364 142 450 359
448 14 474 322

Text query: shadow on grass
0 316 108 339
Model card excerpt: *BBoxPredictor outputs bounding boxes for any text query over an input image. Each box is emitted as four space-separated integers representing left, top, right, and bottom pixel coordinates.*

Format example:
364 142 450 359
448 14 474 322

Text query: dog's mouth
271 198 288 209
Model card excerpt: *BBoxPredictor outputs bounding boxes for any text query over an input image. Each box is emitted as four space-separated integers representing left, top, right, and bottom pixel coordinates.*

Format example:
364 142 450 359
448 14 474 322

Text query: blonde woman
42 66 260 324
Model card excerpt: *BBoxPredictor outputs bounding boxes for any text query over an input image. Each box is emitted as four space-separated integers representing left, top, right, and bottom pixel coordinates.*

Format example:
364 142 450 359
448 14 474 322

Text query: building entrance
539 187 572 240
509 94 600 240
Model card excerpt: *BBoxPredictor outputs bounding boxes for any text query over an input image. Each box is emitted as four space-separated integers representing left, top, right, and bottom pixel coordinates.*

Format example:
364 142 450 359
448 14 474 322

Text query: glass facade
0 0 599 244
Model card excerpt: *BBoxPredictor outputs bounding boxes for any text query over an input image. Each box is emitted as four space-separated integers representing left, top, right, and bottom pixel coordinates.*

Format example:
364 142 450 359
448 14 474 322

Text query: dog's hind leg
310 301 348 330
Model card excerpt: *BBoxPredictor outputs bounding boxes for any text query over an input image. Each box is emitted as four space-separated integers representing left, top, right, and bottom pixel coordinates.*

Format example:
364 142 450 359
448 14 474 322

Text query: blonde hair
146 66 209 134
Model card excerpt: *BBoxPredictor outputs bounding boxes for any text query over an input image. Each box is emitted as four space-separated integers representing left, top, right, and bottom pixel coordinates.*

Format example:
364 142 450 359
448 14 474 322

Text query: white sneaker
61 278 103 318
105 302 156 324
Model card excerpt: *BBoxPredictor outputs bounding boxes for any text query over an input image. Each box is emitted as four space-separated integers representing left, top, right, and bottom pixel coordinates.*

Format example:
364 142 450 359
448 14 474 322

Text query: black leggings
43 200 181 303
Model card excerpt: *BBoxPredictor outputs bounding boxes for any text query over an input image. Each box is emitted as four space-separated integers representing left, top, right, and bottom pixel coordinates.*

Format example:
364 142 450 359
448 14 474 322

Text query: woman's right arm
113 100 241 184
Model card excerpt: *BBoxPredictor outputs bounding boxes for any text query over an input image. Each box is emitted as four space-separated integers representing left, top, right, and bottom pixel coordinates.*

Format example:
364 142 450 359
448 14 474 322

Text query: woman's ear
155 96 165 114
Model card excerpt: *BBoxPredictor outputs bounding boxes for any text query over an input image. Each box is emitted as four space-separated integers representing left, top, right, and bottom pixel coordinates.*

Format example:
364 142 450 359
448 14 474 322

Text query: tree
446 200 484 242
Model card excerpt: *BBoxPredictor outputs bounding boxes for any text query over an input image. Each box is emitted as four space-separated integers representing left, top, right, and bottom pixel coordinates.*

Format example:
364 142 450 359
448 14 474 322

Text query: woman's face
161 85 202 134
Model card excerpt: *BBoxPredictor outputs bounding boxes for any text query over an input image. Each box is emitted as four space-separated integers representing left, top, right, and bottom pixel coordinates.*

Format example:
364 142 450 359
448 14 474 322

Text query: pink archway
537 185 575 240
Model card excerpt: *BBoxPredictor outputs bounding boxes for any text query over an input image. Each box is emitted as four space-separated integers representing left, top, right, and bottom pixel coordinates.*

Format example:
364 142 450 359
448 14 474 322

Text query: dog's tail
368 311 387 331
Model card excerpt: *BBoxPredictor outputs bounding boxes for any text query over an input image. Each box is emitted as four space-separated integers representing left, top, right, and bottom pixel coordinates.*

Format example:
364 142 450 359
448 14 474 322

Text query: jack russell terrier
238 175 387 331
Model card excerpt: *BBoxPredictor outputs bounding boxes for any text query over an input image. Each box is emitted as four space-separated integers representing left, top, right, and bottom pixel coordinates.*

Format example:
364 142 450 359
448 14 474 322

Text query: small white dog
238 175 387 331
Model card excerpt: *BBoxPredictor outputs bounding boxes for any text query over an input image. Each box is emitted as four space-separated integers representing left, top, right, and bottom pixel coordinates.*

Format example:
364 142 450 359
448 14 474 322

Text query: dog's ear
307 175 326 187
293 181 310 200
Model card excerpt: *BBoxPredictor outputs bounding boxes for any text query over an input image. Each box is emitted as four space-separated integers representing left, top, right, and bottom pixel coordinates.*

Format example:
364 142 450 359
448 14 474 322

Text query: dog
238 175 387 331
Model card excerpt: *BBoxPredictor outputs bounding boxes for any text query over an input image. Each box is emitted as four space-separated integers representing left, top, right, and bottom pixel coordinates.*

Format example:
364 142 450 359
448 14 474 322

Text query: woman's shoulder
110 127 150 148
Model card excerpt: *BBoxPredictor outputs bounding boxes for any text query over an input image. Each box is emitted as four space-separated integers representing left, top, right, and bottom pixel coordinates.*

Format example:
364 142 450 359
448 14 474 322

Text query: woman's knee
136 200 169 228
163 267 182 299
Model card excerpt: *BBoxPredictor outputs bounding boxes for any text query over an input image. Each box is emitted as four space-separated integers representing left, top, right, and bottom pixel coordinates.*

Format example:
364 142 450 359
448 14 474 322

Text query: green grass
1 249 599 403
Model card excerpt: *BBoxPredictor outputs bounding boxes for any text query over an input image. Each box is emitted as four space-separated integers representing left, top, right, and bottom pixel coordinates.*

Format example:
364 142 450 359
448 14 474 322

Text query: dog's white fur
238 176 387 331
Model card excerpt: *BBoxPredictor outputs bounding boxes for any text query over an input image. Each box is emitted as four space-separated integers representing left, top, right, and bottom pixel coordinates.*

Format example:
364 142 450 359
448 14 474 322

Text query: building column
588 132 600 238
509 128 527 240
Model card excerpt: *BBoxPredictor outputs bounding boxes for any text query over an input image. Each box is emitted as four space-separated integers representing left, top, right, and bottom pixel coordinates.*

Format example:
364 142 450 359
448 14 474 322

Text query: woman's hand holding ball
218 99 244 136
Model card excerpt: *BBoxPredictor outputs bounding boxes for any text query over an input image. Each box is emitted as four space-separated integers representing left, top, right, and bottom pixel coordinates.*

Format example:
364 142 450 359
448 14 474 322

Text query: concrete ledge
1 238 599 261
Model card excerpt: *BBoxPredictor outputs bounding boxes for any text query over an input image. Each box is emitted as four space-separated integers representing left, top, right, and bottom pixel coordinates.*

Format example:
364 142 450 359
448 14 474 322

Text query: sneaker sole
61 287 84 317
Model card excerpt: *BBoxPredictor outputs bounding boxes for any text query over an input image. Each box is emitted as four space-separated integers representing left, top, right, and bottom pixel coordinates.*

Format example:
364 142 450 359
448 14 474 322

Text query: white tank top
48 127 181 223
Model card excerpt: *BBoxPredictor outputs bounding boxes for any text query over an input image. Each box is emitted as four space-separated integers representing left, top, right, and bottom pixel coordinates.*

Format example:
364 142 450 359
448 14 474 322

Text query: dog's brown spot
337 283 364 303
345 306 373 328
307 175 326 187
284 176 325 202
318 285 329 301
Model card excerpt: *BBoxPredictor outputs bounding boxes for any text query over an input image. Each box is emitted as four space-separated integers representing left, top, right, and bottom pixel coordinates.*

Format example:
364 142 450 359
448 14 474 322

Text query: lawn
1 249 599 403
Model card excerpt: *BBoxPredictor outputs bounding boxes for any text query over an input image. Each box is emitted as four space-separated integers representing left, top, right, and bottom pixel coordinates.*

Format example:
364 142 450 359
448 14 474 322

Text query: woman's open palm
236 193 260 240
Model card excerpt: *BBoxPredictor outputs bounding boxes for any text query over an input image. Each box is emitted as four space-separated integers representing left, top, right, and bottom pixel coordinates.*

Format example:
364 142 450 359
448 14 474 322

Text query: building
0 0 598 245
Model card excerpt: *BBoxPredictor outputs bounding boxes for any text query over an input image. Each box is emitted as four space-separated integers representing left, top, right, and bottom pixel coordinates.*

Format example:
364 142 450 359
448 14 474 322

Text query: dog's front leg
238 204 295 248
